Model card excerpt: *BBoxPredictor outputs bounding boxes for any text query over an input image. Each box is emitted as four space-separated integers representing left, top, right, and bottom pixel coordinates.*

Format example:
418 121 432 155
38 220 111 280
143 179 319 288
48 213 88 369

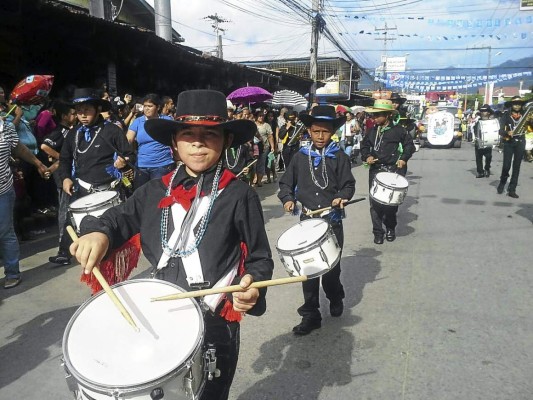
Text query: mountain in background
359 56 533 91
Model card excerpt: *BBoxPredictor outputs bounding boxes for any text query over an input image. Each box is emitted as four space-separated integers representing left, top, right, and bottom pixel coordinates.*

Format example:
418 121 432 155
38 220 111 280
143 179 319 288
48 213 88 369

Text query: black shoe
476 173 484 178
292 319 321 336
49 254 71 265
484 169 490 177
497 183 505 194
374 234 384 245
508 191 519 199
386 229 396 242
330 300 344 317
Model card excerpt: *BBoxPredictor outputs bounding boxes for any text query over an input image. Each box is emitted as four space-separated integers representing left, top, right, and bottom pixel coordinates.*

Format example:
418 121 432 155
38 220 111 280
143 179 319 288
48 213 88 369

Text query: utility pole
204 14 230 59
309 0 322 106
466 46 501 105
375 23 396 89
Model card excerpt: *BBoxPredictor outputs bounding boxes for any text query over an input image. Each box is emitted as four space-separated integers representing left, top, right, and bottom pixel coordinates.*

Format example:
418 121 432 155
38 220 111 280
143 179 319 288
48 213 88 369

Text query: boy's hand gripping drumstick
66 226 139 332
151 275 308 301
305 197 366 217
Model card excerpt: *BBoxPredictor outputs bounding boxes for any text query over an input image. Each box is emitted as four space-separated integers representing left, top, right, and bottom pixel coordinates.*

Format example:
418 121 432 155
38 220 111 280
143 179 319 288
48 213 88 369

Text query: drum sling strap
156 188 239 313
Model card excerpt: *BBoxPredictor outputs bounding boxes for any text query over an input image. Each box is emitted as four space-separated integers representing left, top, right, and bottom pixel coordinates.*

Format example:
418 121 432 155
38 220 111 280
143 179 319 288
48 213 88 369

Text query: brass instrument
286 121 306 146
503 104 532 141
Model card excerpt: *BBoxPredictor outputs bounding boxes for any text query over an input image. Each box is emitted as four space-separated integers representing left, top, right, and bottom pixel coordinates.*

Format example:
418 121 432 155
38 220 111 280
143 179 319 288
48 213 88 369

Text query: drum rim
62 279 205 395
372 177 409 191
69 191 120 211
276 219 330 252
277 225 337 256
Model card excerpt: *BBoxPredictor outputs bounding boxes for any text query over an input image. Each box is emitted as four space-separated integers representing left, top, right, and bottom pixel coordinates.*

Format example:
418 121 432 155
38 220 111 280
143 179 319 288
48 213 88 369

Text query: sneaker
292 319 321 336
484 169 490 177
386 228 396 242
497 183 505 194
476 173 484 178
4 277 21 289
49 254 71 265
508 192 519 199
374 234 384 245
330 300 344 317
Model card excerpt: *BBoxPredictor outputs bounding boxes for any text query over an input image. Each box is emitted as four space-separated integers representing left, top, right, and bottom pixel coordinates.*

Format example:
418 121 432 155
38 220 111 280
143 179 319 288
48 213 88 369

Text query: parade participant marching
70 90 274 400
223 142 254 183
279 111 302 168
278 106 355 336
473 104 496 178
361 99 415 245
41 100 77 265
497 96 527 198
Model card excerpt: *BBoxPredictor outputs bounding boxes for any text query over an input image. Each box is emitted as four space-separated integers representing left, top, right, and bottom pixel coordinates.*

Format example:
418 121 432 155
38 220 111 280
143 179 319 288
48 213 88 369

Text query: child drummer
70 90 274 400
278 106 355 336
360 99 415 245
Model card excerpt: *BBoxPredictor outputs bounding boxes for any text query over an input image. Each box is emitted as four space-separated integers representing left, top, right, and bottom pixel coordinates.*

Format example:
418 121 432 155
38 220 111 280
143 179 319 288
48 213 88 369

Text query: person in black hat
497 96 527 198
69 90 274 400
278 105 355 336
473 104 496 178
361 100 415 245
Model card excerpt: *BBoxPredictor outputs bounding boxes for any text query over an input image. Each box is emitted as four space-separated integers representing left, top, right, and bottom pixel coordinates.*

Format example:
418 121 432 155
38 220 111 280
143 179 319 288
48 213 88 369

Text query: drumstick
305 197 366 217
66 226 139 332
151 275 308 302
236 159 258 177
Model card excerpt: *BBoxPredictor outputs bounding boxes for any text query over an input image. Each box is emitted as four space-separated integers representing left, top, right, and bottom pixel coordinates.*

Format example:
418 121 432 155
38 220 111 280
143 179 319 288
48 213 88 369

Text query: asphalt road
1 143 532 400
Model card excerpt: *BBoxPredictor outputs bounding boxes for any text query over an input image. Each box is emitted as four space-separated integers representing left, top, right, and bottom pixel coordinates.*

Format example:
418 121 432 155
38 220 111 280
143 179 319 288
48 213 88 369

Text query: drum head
277 219 329 251
375 172 408 189
69 191 118 210
63 280 203 388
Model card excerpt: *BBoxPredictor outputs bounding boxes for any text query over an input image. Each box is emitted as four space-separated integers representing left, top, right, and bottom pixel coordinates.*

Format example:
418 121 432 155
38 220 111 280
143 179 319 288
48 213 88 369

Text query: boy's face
75 103 99 126
309 121 334 150
173 126 232 176
64 108 77 126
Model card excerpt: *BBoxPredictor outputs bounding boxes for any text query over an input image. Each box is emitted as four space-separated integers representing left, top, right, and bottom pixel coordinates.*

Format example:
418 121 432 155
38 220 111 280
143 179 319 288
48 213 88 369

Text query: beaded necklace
160 161 222 258
307 144 329 190
225 148 239 170
75 125 102 155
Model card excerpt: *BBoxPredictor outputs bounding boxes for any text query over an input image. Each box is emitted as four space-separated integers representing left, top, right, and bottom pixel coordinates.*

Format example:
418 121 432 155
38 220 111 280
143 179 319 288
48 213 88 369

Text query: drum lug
204 347 220 381
183 370 195 399
292 258 301 275
61 359 79 395
319 248 328 264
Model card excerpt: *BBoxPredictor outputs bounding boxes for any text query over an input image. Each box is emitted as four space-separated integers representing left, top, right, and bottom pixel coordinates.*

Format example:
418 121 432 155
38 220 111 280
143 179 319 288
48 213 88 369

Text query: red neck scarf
158 168 237 210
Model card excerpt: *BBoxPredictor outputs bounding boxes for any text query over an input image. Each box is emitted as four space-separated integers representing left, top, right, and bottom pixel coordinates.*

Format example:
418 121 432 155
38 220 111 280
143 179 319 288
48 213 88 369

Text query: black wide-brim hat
145 90 256 148
390 92 407 105
71 88 111 112
478 104 494 114
504 96 526 108
299 105 346 131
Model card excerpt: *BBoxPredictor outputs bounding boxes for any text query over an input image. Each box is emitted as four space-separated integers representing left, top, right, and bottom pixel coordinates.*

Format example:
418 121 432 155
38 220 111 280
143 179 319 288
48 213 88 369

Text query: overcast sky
146 0 532 73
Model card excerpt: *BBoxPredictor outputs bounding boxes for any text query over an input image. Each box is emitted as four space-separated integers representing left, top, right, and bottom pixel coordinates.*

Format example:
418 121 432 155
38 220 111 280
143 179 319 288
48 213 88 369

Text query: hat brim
364 106 399 114
299 114 346 131
72 98 111 112
145 118 256 148
504 99 525 108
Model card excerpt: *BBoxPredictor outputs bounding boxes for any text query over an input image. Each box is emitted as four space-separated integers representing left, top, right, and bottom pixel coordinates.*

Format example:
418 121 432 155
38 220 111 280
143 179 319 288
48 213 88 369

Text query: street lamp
485 48 502 105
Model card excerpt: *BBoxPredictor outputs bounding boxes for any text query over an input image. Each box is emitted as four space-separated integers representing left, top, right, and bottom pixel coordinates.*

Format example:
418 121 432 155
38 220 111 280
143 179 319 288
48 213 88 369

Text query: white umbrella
269 90 308 108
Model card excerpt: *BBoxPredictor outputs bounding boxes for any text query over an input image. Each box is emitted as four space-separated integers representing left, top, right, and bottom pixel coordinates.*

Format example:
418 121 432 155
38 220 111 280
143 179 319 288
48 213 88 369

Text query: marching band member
70 90 274 400
473 104 496 178
278 106 355 336
497 96 527 198
361 99 415 245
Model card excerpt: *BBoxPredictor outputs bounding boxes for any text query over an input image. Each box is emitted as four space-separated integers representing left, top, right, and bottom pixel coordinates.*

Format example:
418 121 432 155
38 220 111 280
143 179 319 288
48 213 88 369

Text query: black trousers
368 167 407 235
475 146 492 174
297 217 345 322
500 137 525 192
200 313 240 400
282 144 300 170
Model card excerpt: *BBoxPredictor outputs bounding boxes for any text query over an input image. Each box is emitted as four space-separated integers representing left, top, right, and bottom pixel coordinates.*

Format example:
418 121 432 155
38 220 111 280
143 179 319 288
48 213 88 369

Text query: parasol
227 86 272 104
335 104 348 114
269 90 307 108
10 75 54 105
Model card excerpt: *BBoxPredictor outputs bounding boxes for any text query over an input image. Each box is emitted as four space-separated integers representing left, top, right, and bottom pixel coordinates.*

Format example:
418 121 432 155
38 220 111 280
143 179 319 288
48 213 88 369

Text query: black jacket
361 123 415 167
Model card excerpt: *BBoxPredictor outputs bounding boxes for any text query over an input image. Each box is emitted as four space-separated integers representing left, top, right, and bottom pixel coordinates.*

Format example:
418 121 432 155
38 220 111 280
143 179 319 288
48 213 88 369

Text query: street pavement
1 143 532 400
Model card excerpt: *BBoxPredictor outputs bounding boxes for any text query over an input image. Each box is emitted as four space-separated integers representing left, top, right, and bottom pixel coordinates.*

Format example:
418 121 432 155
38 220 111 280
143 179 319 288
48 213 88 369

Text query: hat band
176 115 227 125
73 97 99 103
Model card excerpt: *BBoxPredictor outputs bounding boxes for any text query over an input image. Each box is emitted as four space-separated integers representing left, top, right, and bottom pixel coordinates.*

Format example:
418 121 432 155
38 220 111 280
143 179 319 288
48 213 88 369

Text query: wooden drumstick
305 198 366 216
66 226 139 332
151 275 308 302
236 159 258 177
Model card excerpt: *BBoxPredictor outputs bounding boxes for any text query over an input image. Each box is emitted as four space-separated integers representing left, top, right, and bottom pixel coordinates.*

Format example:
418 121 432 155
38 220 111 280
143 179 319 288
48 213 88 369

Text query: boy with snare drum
70 90 274 400
278 106 355 336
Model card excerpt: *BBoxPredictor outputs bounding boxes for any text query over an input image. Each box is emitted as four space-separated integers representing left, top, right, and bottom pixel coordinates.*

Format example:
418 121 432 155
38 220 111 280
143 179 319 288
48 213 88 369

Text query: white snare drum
477 119 500 148
62 279 206 400
370 172 409 206
68 191 120 232
276 219 341 278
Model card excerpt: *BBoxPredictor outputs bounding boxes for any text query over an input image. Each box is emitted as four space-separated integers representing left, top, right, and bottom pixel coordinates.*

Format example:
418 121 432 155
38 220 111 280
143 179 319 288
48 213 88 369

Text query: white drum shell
477 119 500 148
370 172 409 206
276 219 341 278
525 137 533 151
62 280 205 400
68 191 120 232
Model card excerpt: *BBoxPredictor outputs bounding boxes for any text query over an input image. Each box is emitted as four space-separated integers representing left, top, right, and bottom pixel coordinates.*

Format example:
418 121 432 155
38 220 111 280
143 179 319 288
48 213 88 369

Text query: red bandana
158 168 237 210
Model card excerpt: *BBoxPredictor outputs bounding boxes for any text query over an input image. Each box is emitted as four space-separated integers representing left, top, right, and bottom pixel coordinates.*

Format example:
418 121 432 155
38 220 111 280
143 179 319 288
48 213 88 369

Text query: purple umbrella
227 86 273 104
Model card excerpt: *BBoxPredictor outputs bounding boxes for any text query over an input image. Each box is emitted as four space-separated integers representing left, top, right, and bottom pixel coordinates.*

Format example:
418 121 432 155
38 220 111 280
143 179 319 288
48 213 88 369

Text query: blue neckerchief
78 125 93 142
299 141 340 167
105 153 122 180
